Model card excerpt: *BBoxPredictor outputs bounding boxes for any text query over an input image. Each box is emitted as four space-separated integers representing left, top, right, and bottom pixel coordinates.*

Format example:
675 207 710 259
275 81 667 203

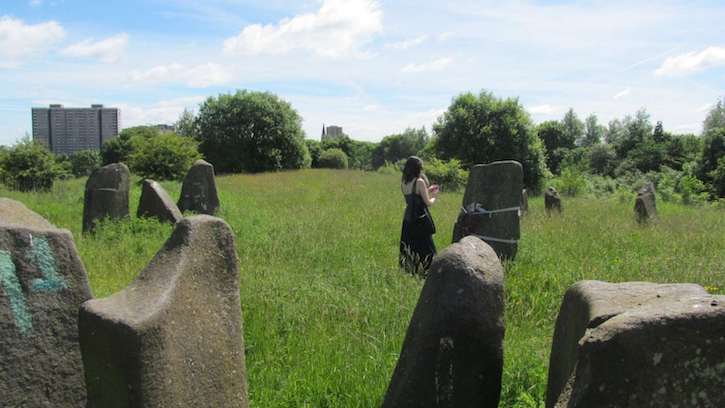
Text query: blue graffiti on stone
29 235 67 293
0 250 33 335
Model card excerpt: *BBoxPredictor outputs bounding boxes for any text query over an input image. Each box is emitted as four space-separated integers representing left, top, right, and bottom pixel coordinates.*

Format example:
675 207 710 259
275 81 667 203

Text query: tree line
2 90 723 202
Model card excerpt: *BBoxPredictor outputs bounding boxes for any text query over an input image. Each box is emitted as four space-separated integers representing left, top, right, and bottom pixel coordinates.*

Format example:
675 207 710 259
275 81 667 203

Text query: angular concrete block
79 215 247 408
83 163 130 232
383 236 505 408
137 179 183 224
178 159 220 215
452 160 523 260
0 197 54 229
546 280 708 408
635 182 657 224
545 186 561 215
554 295 725 407
1 214 92 407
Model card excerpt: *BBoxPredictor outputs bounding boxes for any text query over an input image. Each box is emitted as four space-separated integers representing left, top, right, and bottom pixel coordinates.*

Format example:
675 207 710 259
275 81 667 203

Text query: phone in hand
430 184 440 194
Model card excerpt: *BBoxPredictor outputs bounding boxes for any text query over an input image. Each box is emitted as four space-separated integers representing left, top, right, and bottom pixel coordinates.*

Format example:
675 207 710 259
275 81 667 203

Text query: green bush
195 90 309 172
0 140 59 191
371 128 428 169
129 133 202 180
318 148 348 169
68 149 101 177
305 139 322 168
423 157 468 192
321 135 375 170
548 165 589 196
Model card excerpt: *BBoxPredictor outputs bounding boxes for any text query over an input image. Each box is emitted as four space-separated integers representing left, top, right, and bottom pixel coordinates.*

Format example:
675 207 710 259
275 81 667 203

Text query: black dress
399 183 437 274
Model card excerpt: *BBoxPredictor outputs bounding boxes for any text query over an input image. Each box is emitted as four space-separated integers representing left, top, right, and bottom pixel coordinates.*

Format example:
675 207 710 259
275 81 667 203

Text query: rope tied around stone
461 203 522 218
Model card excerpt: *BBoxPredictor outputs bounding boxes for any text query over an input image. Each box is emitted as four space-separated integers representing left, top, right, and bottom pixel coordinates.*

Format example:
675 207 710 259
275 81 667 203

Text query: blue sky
1 0 724 146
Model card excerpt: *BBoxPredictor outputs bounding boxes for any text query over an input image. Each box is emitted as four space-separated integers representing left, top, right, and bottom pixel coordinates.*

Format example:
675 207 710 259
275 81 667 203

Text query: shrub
318 148 348 169
708 156 725 198
129 133 202 180
321 135 375 170
0 140 59 191
101 135 134 165
195 90 309 172
68 149 101 177
434 90 548 190
588 144 617 176
423 157 468 192
548 165 588 196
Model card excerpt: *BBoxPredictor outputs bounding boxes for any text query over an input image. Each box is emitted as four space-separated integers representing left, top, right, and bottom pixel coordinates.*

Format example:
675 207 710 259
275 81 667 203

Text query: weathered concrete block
137 179 183 224
554 295 725 408
178 159 220 215
452 160 522 260
521 188 529 216
546 280 708 408
0 197 54 229
83 163 130 232
545 186 561 215
79 215 248 408
383 236 505 408
635 182 657 224
1 211 92 407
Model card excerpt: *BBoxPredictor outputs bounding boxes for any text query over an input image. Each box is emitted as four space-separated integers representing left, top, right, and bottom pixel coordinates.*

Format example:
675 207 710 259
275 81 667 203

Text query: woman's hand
429 184 440 197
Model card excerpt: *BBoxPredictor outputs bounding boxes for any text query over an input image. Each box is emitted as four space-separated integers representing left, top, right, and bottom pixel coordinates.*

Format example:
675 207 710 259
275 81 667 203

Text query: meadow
2 169 724 407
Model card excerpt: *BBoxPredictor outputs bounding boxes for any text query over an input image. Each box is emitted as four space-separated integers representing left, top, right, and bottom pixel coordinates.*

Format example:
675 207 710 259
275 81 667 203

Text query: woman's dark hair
402 156 423 183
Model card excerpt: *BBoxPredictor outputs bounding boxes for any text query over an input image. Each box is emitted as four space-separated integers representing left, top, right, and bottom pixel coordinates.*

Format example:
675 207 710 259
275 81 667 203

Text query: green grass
2 169 723 407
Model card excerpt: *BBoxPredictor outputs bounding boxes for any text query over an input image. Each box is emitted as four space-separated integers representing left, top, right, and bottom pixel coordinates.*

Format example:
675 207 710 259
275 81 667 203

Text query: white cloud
61 33 129 63
119 96 206 127
384 35 428 50
129 62 232 88
0 16 65 68
655 46 725 76
401 57 452 73
437 31 455 41
29 0 43 7
223 0 382 58
363 104 379 112
528 104 564 115
613 88 631 100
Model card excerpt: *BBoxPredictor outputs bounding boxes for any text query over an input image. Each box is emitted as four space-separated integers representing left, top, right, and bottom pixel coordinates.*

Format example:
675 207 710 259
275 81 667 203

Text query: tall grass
1 169 723 407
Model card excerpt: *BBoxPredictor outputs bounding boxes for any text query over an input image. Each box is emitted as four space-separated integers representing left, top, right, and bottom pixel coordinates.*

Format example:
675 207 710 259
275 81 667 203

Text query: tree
68 149 101 177
100 126 160 165
615 109 653 158
194 90 309 173
560 108 583 149
581 114 605 146
0 140 59 191
175 108 198 138
305 139 322 168
321 135 375 170
605 119 625 144
433 90 548 189
129 133 202 180
536 120 568 174
371 127 429 169
588 144 617 176
697 128 725 196
703 98 725 134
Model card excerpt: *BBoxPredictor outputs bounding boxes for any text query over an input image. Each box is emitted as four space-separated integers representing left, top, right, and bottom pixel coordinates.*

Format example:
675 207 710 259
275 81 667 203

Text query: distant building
31 104 120 155
321 124 344 141
152 124 176 134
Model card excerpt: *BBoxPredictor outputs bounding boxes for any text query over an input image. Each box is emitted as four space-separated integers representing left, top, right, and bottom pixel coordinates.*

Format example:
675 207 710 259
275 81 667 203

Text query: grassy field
2 169 724 407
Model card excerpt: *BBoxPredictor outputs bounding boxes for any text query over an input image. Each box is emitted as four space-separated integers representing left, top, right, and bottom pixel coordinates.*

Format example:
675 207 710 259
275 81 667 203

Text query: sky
1 0 724 146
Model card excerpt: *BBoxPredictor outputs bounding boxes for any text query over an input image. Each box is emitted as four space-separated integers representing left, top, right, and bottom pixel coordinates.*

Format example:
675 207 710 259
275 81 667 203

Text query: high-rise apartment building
321 124 344 141
31 104 120 155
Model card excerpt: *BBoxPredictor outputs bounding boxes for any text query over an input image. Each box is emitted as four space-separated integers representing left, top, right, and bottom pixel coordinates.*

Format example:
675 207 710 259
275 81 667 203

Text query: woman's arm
416 178 436 206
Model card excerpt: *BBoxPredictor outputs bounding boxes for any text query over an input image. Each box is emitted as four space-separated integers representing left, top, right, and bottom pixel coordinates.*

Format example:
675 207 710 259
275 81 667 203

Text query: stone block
452 160 522 260
178 160 220 215
554 295 725 407
546 280 708 408
1 216 92 407
79 215 247 408
83 163 130 232
137 179 183 224
382 236 505 408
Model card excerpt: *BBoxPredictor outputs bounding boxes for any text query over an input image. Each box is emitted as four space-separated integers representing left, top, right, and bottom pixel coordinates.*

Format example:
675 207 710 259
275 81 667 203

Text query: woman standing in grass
400 156 439 275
